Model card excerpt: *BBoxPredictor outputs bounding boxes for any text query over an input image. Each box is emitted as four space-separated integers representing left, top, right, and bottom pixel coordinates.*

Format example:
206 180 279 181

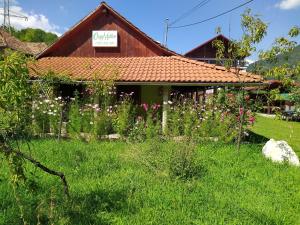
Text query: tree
10 27 58 45
212 9 268 151
0 50 69 201
258 26 300 114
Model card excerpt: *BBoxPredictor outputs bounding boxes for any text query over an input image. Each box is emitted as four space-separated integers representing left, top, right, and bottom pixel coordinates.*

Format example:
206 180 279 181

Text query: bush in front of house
30 80 257 144
32 95 64 137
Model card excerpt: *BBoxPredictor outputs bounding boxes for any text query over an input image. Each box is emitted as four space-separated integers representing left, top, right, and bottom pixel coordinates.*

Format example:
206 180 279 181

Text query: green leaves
288 26 300 38
0 50 32 136
213 9 267 69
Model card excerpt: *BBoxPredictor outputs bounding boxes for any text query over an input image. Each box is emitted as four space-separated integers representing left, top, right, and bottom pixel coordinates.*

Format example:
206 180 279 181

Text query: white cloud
0 5 61 36
245 58 256 66
275 0 300 10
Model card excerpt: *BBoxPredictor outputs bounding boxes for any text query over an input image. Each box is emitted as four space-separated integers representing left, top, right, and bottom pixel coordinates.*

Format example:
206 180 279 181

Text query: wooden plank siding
41 4 173 58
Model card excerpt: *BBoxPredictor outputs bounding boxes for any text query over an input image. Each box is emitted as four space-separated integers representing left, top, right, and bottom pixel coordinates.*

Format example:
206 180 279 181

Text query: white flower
58 96 62 100
44 99 50 103
50 104 55 108
90 122 94 125
168 101 173 105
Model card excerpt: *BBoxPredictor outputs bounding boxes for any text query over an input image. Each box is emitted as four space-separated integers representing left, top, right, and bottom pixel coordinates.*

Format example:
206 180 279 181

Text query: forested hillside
247 45 300 72
10 27 58 45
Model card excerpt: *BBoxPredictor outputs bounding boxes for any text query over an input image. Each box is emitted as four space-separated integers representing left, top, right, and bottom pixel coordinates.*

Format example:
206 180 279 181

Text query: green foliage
213 9 267 69
113 96 136 136
255 26 300 82
94 111 113 137
32 96 63 136
10 27 58 45
0 50 32 136
169 143 203 180
128 117 147 142
67 97 82 139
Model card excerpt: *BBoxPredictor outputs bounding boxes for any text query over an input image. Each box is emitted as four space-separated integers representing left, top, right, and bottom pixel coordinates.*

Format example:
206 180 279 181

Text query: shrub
128 117 146 142
94 110 114 137
113 96 135 136
32 96 64 136
67 98 82 139
169 143 204 180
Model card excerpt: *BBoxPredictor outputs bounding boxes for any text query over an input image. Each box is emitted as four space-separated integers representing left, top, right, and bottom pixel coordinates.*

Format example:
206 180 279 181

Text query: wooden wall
44 9 171 58
185 36 229 59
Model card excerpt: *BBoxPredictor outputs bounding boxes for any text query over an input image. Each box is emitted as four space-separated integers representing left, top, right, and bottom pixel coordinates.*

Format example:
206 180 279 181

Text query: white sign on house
92 31 118 47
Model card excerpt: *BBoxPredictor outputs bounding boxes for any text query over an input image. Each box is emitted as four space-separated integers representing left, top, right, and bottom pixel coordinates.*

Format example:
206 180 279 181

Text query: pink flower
151 103 161 111
249 116 255 125
239 107 244 116
142 103 148 112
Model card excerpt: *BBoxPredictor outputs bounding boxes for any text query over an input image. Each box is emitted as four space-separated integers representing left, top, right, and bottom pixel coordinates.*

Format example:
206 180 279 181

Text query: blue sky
4 0 300 61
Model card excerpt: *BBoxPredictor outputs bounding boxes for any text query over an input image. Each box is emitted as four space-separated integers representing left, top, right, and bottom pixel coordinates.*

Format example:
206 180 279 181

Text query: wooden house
31 2 263 131
184 34 246 68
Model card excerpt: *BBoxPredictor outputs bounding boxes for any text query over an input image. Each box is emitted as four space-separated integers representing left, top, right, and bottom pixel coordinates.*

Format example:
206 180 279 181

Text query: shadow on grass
245 131 269 144
67 188 135 224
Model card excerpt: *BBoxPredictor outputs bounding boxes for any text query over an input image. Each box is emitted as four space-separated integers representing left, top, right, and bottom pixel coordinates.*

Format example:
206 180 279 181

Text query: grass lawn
1 139 300 225
251 115 300 155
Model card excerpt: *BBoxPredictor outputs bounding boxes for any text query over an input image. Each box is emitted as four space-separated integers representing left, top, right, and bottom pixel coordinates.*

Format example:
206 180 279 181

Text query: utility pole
3 0 10 32
1 0 27 33
164 18 169 47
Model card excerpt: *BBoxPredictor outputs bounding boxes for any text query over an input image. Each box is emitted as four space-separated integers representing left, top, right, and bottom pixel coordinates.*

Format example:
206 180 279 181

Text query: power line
169 0 254 29
169 0 212 26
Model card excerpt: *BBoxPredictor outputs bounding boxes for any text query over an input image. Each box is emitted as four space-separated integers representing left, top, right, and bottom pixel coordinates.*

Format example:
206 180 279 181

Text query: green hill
247 45 300 73
10 27 58 45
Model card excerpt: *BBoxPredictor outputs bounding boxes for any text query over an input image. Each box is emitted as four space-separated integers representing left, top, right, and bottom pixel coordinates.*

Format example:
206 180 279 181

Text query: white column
162 86 170 134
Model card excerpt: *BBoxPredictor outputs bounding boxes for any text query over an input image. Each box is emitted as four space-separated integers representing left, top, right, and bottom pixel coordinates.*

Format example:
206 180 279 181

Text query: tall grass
0 139 299 224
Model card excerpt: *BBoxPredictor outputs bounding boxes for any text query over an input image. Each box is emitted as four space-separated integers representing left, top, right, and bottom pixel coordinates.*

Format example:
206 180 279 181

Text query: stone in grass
262 139 300 167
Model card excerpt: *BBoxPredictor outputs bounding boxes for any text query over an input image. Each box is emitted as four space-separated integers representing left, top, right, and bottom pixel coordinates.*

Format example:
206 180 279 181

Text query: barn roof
184 34 230 57
37 2 177 59
30 56 263 84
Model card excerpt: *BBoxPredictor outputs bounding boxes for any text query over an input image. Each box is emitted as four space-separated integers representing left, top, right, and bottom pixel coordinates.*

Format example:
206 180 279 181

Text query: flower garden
1 50 299 225
29 79 257 145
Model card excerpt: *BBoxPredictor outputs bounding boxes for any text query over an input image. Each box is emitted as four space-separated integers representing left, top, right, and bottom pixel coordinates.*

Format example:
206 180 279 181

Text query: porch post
162 86 170 134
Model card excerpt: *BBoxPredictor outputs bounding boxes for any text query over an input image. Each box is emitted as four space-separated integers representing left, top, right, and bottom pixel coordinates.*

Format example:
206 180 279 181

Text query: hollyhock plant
142 103 149 112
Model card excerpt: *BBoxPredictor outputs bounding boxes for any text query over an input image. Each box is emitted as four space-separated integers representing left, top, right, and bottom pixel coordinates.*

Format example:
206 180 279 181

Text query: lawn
1 139 300 225
251 115 300 154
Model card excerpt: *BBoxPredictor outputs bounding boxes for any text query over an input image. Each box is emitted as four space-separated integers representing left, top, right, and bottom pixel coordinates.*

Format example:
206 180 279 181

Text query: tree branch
1 143 70 197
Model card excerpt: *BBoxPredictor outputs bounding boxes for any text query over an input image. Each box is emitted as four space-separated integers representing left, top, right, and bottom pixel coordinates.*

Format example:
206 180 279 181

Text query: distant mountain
247 45 300 73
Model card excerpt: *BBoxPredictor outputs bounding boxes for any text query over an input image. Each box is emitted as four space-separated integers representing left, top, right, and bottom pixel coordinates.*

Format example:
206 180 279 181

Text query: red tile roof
30 56 263 84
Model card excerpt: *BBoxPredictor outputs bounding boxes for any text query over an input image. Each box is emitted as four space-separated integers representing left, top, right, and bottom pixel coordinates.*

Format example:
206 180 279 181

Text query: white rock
108 134 121 140
262 139 300 166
